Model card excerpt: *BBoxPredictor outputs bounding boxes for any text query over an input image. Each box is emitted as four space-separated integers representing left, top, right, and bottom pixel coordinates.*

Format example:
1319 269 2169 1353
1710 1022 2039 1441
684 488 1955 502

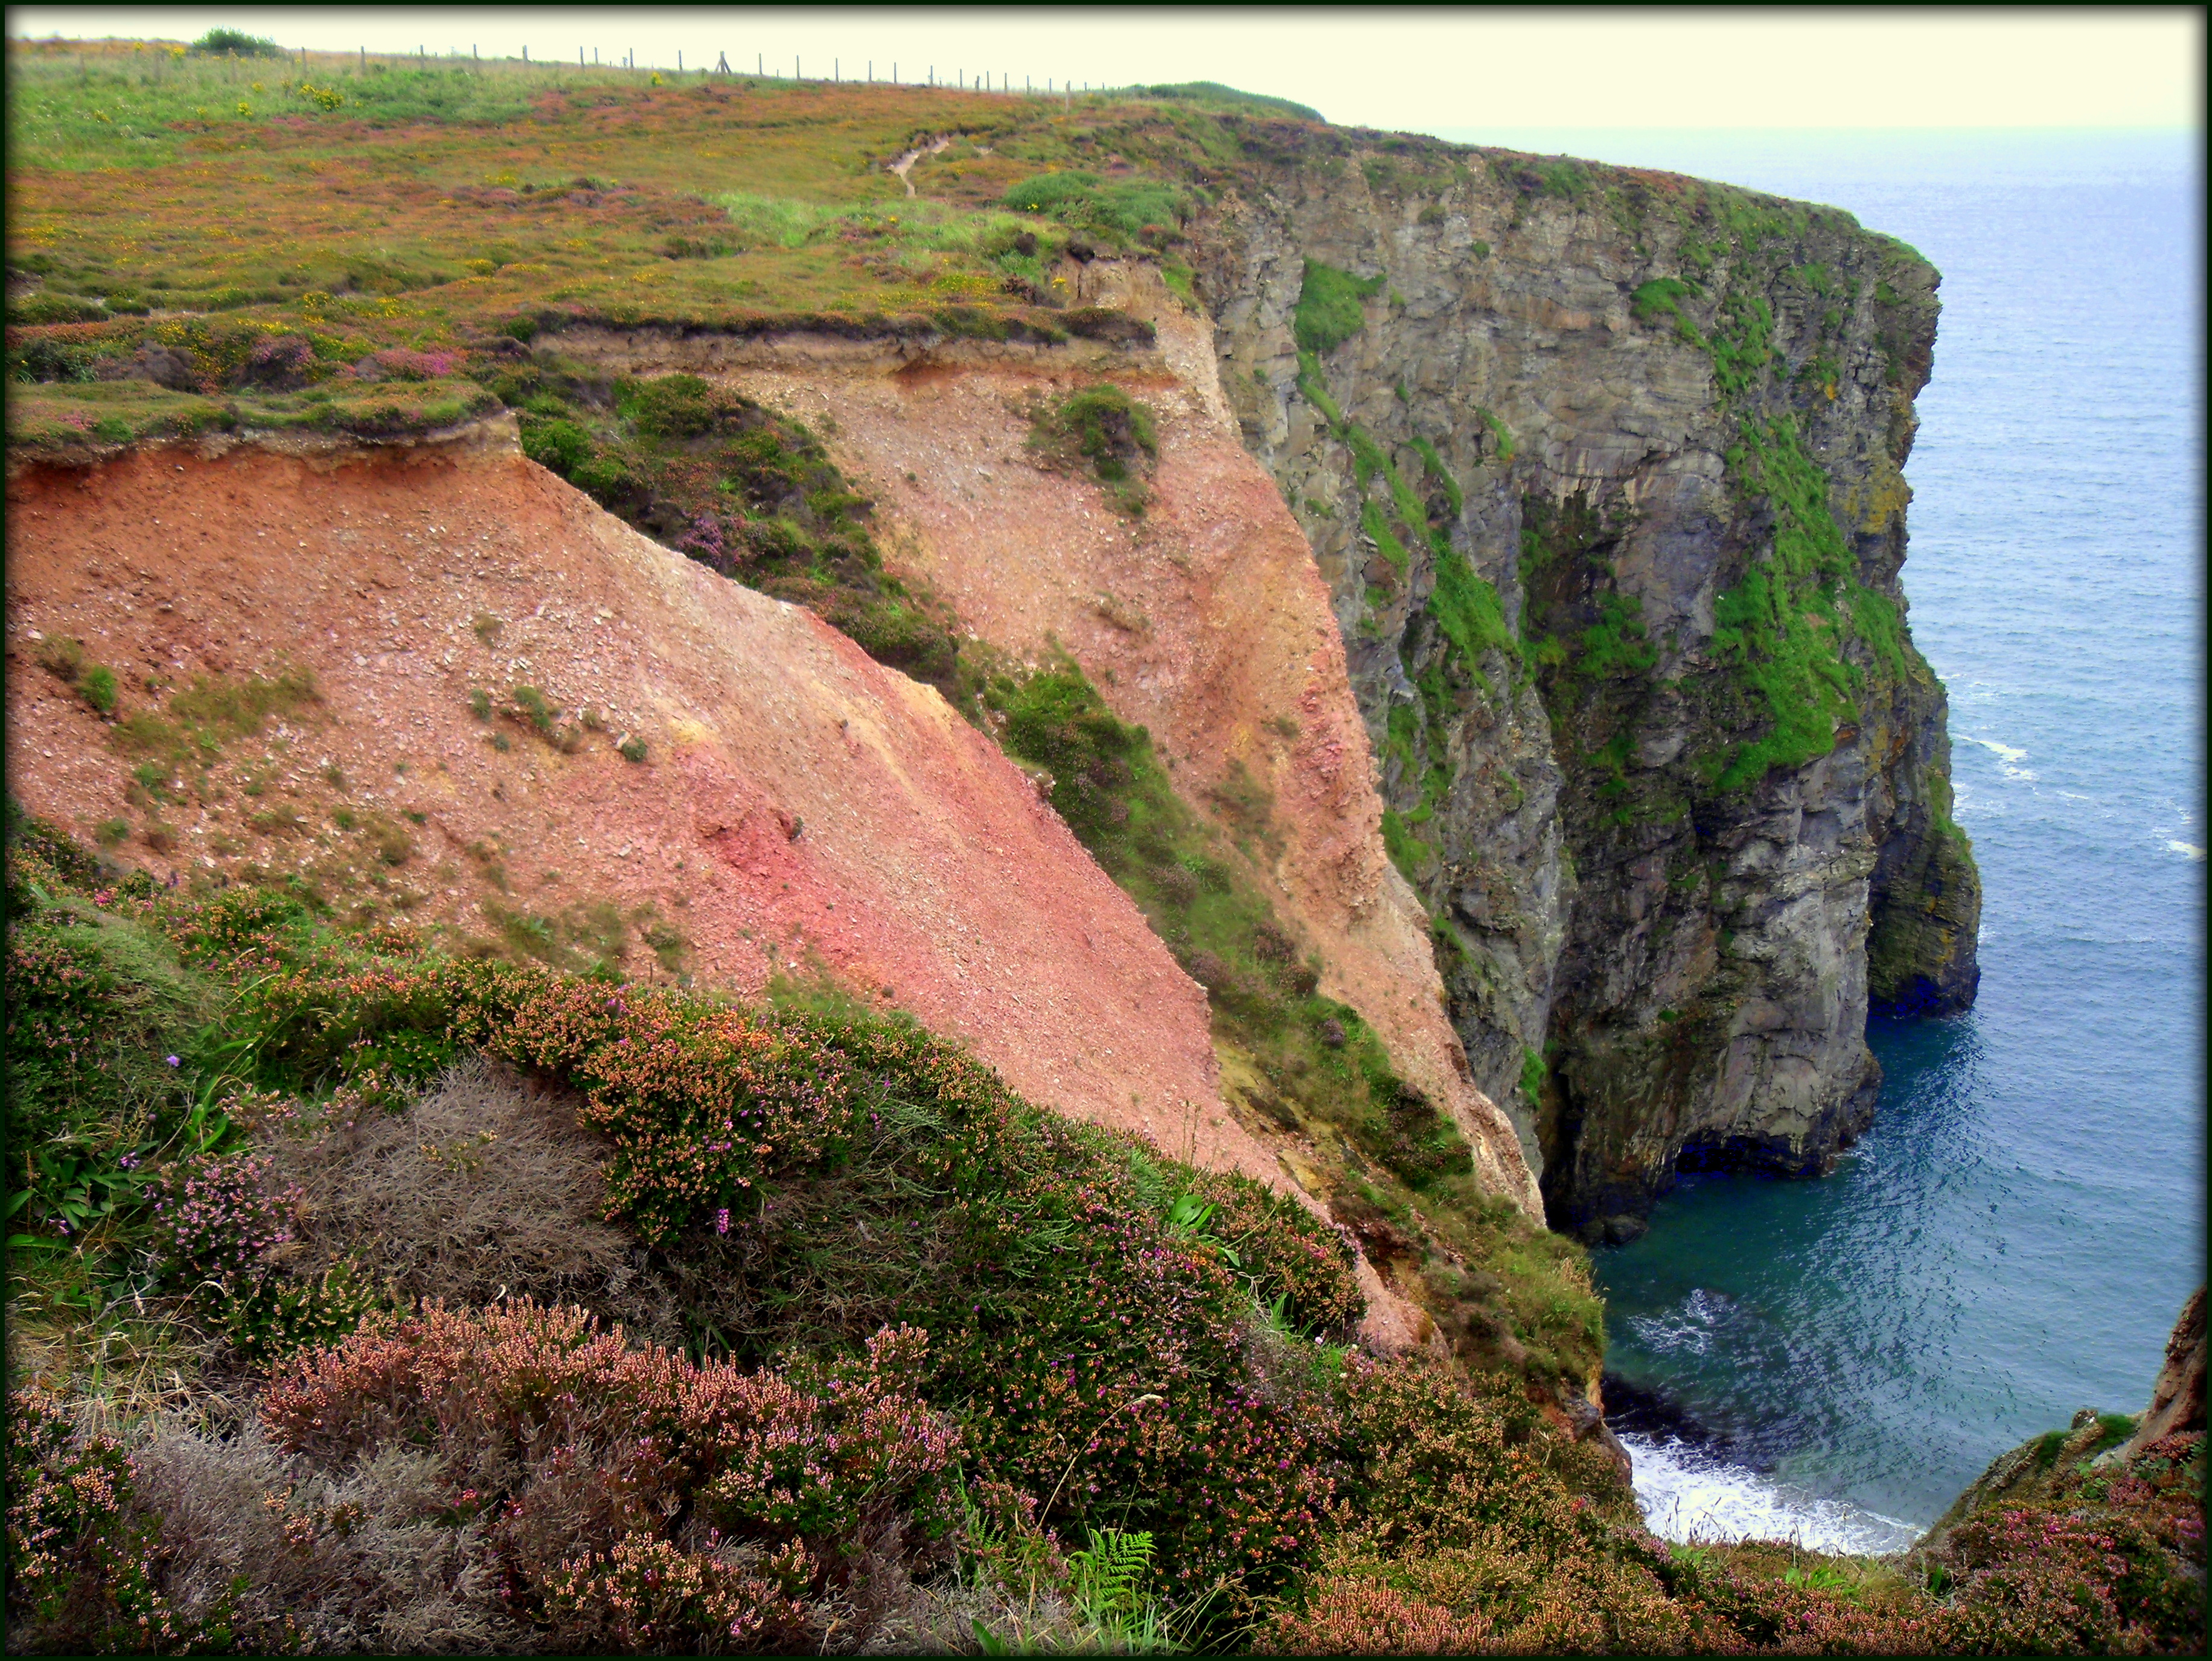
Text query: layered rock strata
1191 136 1981 1228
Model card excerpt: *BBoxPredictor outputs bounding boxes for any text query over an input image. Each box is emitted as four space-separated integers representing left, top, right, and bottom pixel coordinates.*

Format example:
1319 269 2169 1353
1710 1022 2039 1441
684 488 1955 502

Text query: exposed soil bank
551 266 1540 1219
6 424 1253 1174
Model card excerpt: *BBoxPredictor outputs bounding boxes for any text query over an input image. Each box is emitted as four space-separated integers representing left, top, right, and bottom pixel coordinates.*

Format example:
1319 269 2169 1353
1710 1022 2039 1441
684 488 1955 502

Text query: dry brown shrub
127 1417 525 1653
261 1057 636 1312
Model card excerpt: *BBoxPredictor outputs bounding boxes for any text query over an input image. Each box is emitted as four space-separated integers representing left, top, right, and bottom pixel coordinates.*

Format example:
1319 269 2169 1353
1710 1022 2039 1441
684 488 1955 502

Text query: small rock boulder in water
1579 1214 1648 1247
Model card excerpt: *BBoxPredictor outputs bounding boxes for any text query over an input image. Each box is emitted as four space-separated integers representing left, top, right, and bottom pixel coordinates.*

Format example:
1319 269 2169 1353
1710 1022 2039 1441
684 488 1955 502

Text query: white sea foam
2165 840 2205 861
1964 736 2038 780
1622 1433 1921 1555
1626 1287 1738 1357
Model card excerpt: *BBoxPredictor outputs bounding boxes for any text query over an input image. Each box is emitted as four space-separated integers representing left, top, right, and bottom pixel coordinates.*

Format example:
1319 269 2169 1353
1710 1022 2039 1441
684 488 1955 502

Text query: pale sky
8 7 2202 134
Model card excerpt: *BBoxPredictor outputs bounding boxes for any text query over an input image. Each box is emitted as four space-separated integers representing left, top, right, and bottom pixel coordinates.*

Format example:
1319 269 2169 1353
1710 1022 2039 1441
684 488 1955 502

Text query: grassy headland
7 39 2202 1655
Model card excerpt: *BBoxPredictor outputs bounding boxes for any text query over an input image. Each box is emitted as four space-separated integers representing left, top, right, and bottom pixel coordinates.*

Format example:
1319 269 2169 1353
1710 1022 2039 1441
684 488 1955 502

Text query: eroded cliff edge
1191 136 1981 1231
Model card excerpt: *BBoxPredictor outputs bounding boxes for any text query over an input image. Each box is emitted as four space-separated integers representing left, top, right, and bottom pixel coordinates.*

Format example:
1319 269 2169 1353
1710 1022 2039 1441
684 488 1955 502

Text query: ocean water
1428 129 2205 1544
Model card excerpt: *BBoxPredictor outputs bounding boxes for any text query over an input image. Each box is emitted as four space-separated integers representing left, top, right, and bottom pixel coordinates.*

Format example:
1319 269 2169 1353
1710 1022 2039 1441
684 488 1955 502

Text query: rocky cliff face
1191 135 1981 1231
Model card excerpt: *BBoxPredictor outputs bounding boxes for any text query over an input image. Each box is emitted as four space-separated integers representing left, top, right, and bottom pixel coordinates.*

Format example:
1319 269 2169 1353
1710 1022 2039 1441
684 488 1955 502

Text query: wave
2165 840 2205 861
1964 735 2038 780
1622 1432 1922 1555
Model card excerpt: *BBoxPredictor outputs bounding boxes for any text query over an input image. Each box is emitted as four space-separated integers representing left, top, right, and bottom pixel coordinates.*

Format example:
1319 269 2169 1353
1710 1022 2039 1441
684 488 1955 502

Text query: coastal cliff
1190 130 1981 1229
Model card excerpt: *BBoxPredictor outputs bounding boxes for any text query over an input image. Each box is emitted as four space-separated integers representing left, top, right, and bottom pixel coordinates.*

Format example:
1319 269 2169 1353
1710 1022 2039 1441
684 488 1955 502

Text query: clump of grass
78 665 119 716
1293 258 1385 356
482 898 628 974
35 636 120 715
1028 384 1158 516
111 669 318 766
1000 171 1191 246
1631 275 1704 345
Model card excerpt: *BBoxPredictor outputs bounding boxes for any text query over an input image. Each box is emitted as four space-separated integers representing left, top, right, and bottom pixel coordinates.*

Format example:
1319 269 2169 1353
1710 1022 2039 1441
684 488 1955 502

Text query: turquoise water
1430 129 2204 1539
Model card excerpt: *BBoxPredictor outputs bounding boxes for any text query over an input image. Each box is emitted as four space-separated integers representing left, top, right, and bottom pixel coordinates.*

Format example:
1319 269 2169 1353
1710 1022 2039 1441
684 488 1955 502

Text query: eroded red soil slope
5 421 1277 1181
560 272 1540 1216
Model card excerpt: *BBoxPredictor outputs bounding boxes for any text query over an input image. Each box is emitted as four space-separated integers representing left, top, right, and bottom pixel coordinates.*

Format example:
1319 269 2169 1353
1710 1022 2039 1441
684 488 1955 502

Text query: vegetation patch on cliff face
1292 258 1384 356
1603 200 1935 800
485 362 979 702
989 668 1468 1187
1518 489 1686 840
1290 290 1520 888
1024 381 1159 515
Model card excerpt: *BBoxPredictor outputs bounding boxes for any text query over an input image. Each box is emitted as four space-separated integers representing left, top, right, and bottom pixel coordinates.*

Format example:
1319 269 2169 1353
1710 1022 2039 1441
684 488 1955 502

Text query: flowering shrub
476 980 866 1243
4 1389 221 1654
219 1259 387 1368
142 1147 385 1364
1268 1424 2210 1654
1268 1539 1712 1654
147 1149 298 1284
675 509 734 570
261 1304 961 1647
542 1534 814 1651
144 897 1368 1607
12 824 2202 1653
1328 1351 1636 1555
240 333 315 389
353 346 462 382
1184 1170 1364 1333
1923 1430 2206 1653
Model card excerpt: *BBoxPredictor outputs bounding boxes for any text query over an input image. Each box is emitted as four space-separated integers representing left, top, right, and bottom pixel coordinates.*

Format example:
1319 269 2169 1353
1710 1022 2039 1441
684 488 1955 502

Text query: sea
1426 127 2205 1551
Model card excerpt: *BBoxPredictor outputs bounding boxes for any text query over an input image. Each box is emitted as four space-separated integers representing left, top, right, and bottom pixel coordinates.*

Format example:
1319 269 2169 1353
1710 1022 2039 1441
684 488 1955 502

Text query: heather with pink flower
6 818 2202 1654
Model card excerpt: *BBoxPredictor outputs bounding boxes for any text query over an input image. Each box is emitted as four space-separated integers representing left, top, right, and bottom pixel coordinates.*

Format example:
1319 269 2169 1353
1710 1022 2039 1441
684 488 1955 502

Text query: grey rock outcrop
1190 130 1981 1228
